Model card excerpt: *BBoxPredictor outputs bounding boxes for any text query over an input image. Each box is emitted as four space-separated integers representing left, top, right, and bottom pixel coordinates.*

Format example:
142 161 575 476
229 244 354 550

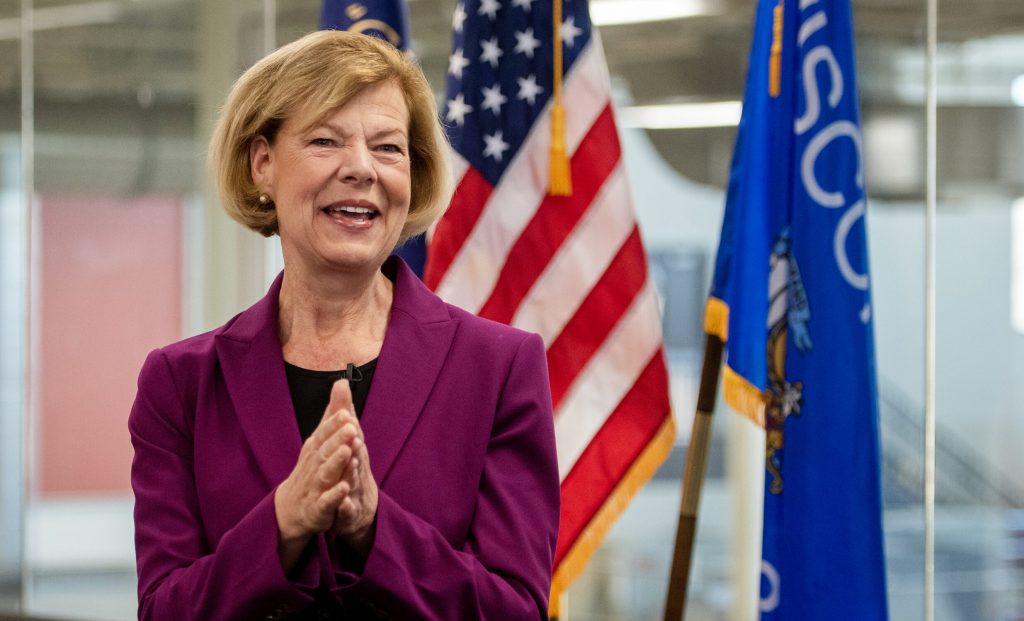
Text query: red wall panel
39 195 181 495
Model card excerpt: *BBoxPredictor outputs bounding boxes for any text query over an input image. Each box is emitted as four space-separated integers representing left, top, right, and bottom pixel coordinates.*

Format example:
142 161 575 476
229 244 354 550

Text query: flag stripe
509 163 635 343
448 152 469 186
554 282 663 477
555 350 671 564
546 226 647 409
477 106 622 324
433 43 611 311
423 165 493 290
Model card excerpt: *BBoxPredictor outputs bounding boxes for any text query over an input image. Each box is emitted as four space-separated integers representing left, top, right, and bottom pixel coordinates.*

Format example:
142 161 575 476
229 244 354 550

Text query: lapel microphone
343 362 363 383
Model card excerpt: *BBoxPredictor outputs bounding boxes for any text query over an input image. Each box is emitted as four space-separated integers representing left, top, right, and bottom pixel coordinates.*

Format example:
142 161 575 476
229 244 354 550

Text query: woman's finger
325 378 355 419
317 420 358 461
318 442 354 485
318 480 350 516
305 408 346 453
340 456 360 487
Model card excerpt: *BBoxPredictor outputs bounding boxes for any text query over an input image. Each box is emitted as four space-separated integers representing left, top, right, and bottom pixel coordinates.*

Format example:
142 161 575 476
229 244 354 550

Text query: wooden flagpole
663 333 724 621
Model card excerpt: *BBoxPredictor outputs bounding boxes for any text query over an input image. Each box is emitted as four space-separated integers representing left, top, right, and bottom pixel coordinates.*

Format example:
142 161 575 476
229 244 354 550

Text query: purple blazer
129 258 559 620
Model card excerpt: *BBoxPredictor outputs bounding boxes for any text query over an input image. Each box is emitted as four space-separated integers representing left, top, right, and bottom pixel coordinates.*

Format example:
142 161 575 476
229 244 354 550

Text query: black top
284 358 378 441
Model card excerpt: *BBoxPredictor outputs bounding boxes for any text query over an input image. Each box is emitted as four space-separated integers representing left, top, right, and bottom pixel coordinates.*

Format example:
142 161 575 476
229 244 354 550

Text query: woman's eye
310 137 334 146
377 144 404 154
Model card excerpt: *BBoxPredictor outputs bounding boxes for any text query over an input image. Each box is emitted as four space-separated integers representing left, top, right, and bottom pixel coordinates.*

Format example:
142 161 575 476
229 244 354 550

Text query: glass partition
929 19 1024 617
24 1 194 617
0 1 25 612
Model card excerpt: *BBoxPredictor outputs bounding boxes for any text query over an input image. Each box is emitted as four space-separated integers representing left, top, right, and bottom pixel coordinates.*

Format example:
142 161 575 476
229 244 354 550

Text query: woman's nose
337 142 376 184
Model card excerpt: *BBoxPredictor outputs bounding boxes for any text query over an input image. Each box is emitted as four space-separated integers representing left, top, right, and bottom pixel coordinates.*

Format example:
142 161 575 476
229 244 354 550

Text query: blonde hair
209 30 451 240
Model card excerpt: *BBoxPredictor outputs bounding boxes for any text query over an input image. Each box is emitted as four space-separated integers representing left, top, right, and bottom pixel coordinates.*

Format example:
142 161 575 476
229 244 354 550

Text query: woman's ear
250 135 273 189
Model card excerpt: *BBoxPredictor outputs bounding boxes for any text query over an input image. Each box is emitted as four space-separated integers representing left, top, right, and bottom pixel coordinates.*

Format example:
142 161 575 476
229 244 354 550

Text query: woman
129 30 559 620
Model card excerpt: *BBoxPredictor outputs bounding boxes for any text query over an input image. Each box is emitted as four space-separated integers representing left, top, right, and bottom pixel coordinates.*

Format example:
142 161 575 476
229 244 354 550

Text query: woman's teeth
324 206 377 219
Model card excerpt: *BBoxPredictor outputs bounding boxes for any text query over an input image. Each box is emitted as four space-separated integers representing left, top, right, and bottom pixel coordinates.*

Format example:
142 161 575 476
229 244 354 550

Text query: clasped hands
274 379 378 570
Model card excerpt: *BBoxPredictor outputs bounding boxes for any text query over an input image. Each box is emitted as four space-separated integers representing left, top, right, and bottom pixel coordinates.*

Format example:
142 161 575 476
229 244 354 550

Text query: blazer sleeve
129 349 319 621
331 332 560 620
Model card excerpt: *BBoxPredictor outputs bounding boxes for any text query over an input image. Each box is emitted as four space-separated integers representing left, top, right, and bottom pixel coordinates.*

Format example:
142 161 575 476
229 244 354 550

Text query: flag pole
923 0 938 617
663 333 724 621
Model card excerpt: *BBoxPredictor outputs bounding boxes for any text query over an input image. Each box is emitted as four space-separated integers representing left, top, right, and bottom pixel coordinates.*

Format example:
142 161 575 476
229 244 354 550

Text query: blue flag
319 0 426 277
320 0 410 49
705 0 888 618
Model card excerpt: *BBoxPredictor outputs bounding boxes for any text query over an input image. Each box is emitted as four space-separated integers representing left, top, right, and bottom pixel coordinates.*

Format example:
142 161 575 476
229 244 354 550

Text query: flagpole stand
663 334 723 621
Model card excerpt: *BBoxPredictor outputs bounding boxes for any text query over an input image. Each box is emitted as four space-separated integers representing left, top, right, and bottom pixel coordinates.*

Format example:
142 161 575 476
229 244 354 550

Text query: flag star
480 83 508 115
452 2 467 32
512 0 534 10
562 15 584 47
446 93 474 126
513 28 541 58
516 74 544 105
483 130 511 161
479 36 504 68
448 47 471 79
478 0 501 21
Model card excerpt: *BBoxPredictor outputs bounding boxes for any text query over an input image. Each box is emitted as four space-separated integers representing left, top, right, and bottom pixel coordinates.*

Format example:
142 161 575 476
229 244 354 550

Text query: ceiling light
1012 75 1024 107
591 0 714 27
0 2 122 41
618 101 743 130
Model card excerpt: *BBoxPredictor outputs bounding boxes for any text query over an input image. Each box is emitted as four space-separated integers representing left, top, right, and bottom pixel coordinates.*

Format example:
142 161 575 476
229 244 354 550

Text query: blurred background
1 0 1023 619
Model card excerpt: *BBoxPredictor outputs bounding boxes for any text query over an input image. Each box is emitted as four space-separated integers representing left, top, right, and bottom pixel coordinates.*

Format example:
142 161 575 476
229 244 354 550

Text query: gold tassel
549 103 572 196
549 0 572 196
769 0 784 98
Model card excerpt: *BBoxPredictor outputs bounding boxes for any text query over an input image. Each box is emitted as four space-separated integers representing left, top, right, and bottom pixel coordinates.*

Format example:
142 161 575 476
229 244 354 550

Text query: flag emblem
764 229 810 495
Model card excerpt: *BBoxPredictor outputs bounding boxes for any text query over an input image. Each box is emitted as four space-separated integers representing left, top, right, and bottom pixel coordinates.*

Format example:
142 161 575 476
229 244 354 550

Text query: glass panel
24 1 194 618
0 0 24 611
932 6 1024 618
21 1 290 617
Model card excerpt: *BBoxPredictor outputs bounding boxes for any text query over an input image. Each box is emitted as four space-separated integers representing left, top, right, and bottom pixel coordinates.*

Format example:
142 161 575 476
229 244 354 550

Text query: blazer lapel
215 274 302 487
362 258 457 484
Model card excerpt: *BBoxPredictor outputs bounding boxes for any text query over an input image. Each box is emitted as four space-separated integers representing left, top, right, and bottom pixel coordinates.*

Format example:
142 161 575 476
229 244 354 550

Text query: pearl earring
258 193 270 205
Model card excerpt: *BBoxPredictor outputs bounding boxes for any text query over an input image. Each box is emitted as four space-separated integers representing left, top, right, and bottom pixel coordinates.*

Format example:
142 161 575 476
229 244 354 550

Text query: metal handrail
879 380 1024 507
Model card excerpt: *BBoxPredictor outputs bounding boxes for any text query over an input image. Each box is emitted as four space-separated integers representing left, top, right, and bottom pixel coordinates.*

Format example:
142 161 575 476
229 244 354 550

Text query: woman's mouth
322 205 379 225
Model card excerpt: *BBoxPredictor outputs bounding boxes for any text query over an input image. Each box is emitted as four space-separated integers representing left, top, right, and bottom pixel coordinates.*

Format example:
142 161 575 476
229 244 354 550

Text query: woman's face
251 80 412 276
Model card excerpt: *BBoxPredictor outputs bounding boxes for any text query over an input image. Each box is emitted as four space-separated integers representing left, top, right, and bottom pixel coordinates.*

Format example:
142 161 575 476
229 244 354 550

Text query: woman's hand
329 380 379 558
274 380 361 571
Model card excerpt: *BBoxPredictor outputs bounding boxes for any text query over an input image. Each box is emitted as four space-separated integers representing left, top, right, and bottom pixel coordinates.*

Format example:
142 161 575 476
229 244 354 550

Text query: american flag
424 0 675 601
